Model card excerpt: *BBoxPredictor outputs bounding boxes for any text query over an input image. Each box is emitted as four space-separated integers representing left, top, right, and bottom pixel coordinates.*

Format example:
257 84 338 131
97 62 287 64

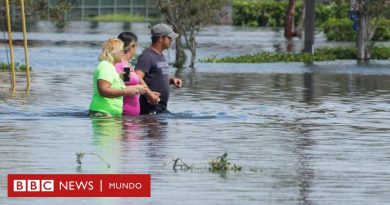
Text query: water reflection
286 39 295 52
90 115 168 169
138 117 168 160
91 117 124 140
90 21 99 30
122 22 131 31
294 124 316 205
91 116 168 142
1 61 390 204
139 117 168 139
303 72 314 104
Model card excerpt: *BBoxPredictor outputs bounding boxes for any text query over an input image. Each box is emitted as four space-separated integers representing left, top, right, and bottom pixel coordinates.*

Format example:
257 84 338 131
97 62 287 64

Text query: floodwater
1 22 390 204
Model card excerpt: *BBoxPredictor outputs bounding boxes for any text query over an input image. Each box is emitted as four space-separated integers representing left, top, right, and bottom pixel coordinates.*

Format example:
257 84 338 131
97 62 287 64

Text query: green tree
349 0 390 61
1 0 72 29
155 0 227 68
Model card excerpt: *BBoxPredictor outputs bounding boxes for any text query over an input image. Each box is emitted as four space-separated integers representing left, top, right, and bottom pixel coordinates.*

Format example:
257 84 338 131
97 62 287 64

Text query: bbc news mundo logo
8 174 151 197
14 180 54 192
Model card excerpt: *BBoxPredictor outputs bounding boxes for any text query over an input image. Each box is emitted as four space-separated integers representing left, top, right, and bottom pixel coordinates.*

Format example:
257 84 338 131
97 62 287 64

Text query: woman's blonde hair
98 38 124 64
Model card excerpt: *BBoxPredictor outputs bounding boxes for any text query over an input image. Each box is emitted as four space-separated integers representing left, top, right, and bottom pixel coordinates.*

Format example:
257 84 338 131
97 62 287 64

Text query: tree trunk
189 48 196 68
175 34 186 68
303 0 315 54
285 0 297 38
189 34 196 68
357 14 371 61
184 29 197 68
295 2 305 38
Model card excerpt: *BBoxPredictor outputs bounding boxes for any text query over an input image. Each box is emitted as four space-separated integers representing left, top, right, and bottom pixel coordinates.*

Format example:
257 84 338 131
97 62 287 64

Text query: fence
32 0 158 20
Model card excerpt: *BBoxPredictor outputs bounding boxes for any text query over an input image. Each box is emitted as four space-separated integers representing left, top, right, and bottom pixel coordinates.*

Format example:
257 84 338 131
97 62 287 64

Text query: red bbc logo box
8 174 151 197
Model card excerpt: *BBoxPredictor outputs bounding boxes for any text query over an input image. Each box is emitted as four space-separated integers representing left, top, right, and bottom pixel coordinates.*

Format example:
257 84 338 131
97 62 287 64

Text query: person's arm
97 80 146 98
135 70 154 97
135 70 160 104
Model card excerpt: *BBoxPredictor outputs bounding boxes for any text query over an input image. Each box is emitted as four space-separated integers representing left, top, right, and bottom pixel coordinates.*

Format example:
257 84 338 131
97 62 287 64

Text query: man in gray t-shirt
135 23 182 115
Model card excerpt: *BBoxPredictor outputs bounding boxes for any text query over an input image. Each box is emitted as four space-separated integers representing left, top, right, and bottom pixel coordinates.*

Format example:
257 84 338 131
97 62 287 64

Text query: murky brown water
1 61 390 204
1 22 390 204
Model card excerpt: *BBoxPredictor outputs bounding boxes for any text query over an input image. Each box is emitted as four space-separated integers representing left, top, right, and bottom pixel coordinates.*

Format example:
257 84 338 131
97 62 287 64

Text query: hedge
201 46 390 63
322 18 390 41
0 62 31 72
233 0 349 27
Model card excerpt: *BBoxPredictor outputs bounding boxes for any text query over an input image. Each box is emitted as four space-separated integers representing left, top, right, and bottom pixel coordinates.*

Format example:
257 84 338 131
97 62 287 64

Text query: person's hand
147 91 161 105
123 85 147 96
134 85 147 95
171 77 182 88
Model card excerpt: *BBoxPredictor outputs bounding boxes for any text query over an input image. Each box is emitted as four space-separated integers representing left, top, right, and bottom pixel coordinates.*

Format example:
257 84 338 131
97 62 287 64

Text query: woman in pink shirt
115 32 144 116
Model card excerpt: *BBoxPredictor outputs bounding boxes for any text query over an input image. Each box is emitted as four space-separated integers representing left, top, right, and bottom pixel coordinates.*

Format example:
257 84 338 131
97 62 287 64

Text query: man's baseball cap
151 23 179 39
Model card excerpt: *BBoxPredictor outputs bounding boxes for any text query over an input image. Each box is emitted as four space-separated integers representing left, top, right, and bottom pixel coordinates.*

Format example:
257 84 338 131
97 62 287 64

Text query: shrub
0 62 31 72
321 18 356 41
371 46 390 59
233 0 298 27
232 0 390 41
200 46 390 63
372 18 390 41
232 0 349 27
322 18 390 41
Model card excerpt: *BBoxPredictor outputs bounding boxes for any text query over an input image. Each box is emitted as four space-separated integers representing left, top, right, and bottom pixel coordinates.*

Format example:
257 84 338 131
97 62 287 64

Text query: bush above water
233 0 349 27
233 0 389 41
0 62 31 72
201 46 390 63
322 18 390 41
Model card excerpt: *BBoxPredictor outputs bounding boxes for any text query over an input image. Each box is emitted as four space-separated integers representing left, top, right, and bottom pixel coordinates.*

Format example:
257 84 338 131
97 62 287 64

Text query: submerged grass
201 46 390 63
76 151 111 168
0 62 31 72
75 152 260 173
208 153 242 172
166 153 242 173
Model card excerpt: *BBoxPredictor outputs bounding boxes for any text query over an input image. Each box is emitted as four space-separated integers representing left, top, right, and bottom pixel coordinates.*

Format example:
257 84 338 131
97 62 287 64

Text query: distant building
31 0 159 20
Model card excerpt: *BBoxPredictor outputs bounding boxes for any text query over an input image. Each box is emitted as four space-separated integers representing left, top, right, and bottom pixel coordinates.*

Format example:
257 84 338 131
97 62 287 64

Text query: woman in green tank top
89 38 147 117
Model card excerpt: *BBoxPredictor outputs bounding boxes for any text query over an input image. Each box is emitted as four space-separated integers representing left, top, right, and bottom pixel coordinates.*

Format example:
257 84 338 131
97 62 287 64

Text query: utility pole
303 0 315 54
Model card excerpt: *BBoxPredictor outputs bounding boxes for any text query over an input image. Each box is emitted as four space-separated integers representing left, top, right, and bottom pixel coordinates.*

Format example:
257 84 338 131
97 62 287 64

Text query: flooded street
0 22 390 204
